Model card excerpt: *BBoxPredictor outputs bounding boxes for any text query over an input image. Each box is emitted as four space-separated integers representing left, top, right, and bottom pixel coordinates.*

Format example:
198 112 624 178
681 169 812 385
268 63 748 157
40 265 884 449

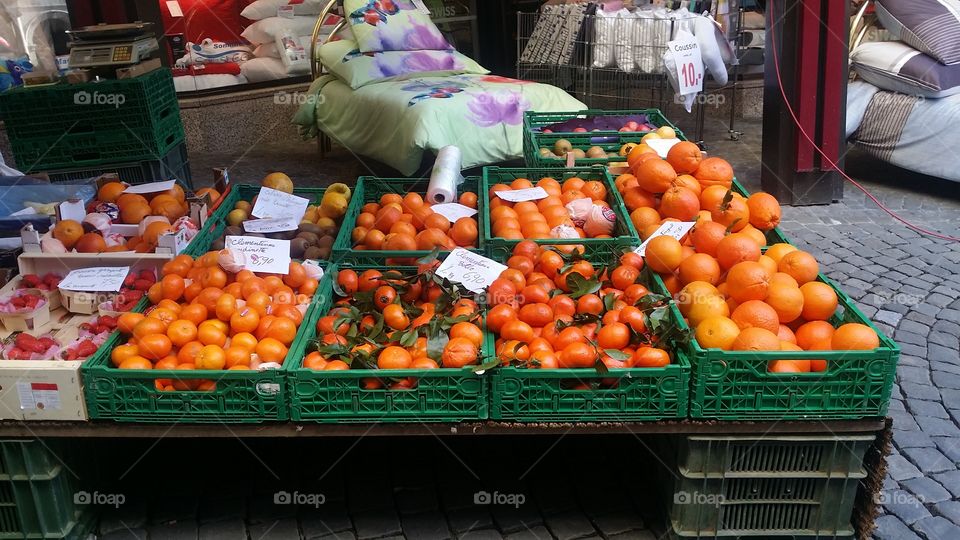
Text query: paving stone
147 520 199 540
352 508 402 539
446 507 494 534
900 355 929 368
928 293 954 308
914 516 960 539
396 486 440 515
459 529 510 540
198 518 245 540
902 476 952 503
889 398 906 411
904 311 937 326
933 371 960 389
491 503 543 534
544 511 597 540
899 366 932 385
876 310 904 326
930 331 960 349
883 489 931 524
894 430 936 448
932 437 960 463
887 455 923 481
890 409 922 431
248 518 298 540
934 500 960 526
883 475 900 491
932 361 960 376
931 471 960 499
907 399 948 419
592 510 645 535
401 511 452 539
900 382 941 402
100 528 148 540
607 530 657 540
505 525 553 540
301 502 353 537
916 416 960 437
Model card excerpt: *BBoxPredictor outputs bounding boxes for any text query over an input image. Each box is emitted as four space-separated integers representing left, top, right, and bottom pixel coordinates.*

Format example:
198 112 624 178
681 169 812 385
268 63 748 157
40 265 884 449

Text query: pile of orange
617 142 882 372
350 191 479 257
486 241 672 378
616 142 782 240
306 263 483 389
488 176 611 243
111 252 318 392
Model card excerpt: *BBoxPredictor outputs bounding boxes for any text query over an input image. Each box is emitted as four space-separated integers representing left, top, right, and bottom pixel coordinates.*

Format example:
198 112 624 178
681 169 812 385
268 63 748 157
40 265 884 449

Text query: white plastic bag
614 9 638 73
275 28 310 75
592 8 617 68
694 15 728 86
663 29 697 113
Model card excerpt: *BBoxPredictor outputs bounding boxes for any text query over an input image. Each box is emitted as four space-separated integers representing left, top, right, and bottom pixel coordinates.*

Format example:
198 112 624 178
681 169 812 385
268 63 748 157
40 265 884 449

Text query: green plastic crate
80 248 328 423
669 474 862 537
189 183 333 258
288 263 491 423
523 109 684 168
661 273 899 420
331 176 484 264
678 435 875 479
0 441 85 540
36 142 192 188
1 70 184 172
481 166 640 261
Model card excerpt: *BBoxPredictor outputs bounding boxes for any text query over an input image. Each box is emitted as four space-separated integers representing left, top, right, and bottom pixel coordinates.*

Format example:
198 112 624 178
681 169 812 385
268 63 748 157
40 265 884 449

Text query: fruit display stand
331 176 484 264
481 166 639 261
288 263 491 423
523 109 686 168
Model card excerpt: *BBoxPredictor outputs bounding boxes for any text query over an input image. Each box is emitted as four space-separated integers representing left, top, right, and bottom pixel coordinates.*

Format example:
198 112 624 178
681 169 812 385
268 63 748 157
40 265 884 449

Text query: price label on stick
431 203 477 223
435 248 508 294
225 236 291 274
668 32 704 95
122 180 175 194
59 267 130 292
251 187 309 219
635 221 696 256
495 187 549 202
243 216 299 233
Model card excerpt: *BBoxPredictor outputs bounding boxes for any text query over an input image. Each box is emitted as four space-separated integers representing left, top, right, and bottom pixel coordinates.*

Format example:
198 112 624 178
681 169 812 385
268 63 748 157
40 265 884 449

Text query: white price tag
243 216 300 233
251 187 309 219
435 248 508 294
277 5 295 18
58 200 86 222
122 180 176 194
634 222 696 256
411 0 432 15
495 187 549 202
59 267 130 292
645 138 682 158
668 32 704 95
225 236 291 274
430 203 477 223
17 382 61 411
166 0 184 17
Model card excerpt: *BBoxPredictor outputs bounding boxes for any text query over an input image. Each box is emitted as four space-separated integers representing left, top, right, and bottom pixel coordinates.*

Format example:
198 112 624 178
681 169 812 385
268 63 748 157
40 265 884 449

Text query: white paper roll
427 145 464 204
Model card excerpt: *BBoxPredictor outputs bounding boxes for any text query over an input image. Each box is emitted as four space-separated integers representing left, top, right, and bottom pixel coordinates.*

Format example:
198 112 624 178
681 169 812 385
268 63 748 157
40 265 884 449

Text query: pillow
876 0 960 65
852 41 960 98
242 0 330 20
240 56 289 81
343 0 450 52
319 38 487 89
242 15 318 44
160 0 244 44
254 43 280 58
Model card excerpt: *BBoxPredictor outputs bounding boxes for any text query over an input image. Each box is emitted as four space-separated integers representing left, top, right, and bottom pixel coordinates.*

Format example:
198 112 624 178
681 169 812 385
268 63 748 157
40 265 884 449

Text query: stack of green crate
664 434 874 538
0 69 185 179
0 440 94 539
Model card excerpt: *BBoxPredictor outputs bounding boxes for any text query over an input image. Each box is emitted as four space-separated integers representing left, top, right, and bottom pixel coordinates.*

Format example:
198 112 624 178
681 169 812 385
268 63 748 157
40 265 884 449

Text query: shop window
0 1 72 86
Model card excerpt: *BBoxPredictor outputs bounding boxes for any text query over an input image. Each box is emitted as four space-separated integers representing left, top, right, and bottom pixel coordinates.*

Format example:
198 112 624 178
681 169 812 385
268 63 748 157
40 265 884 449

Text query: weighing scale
65 23 159 68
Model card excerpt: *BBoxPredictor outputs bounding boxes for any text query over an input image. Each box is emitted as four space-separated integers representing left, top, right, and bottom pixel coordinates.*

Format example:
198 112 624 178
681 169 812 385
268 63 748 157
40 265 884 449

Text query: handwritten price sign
225 236 291 274
251 187 309 219
635 221 696 256
58 266 130 292
435 248 508 294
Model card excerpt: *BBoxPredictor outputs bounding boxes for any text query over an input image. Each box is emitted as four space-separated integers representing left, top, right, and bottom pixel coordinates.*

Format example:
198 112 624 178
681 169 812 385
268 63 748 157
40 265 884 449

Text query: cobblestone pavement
127 117 960 540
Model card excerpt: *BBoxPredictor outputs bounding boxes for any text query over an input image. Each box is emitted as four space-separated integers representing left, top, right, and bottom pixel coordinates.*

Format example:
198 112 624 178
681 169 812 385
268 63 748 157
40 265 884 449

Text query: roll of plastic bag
614 9 637 73
592 8 617 68
565 198 594 227
275 28 309 75
550 224 580 239
427 146 464 204
583 204 617 237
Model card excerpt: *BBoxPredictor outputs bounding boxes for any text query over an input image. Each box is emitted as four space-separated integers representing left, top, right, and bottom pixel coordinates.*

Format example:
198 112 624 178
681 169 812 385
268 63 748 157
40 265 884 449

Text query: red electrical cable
766 1 960 242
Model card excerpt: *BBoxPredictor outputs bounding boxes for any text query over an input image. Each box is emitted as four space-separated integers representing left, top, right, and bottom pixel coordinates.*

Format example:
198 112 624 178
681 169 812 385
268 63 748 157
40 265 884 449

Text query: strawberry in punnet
20 274 41 288
99 315 118 329
139 269 156 283
37 337 56 351
7 348 26 360
123 274 136 288
75 340 97 357
133 279 153 291
42 273 61 288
